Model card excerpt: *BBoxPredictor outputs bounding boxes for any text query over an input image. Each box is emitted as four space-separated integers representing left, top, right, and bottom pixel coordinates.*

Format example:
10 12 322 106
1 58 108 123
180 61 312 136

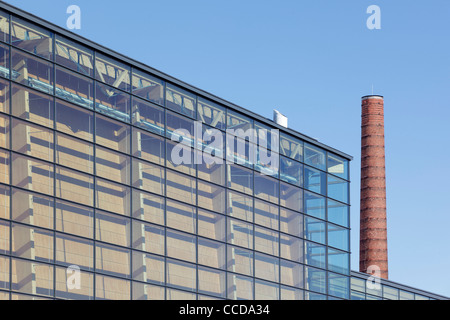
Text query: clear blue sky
5 0 449 297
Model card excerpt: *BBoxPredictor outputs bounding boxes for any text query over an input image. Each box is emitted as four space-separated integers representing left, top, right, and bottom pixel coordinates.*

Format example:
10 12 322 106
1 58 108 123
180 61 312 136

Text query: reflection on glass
305 266 326 294
56 166 94 207
304 191 326 220
327 175 349 204
328 248 349 275
198 266 226 298
55 35 94 77
132 69 164 106
12 83 53 127
304 166 326 195
280 260 303 288
55 199 93 238
227 245 253 276
95 210 130 247
254 199 278 230
227 218 253 250
304 143 326 171
198 180 225 214
11 16 53 60
132 251 164 285
56 132 94 174
12 118 54 161
55 233 93 270
328 153 348 180
328 199 349 228
280 234 303 263
12 153 54 195
95 53 131 92
227 273 253 300
56 99 93 141
132 128 164 165
305 241 326 269
254 174 279 204
198 238 225 270
95 82 130 122
227 190 253 222
11 258 54 297
95 115 130 153
132 189 165 226
12 223 53 263
280 156 302 186
280 208 303 238
280 133 302 162
227 164 253 195
255 252 279 282
280 182 302 212
132 97 164 135
255 226 279 256
0 78 9 113
95 178 130 216
197 97 225 130
328 272 349 299
328 223 349 251
95 274 130 300
56 65 93 109
0 43 9 79
198 208 225 242
166 83 196 118
166 258 196 292
11 188 53 229
0 11 9 44
132 220 164 255
95 242 130 278
166 199 196 234
304 217 326 245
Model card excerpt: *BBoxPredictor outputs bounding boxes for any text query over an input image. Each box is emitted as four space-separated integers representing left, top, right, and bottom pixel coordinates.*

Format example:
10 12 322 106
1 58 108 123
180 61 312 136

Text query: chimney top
361 95 384 100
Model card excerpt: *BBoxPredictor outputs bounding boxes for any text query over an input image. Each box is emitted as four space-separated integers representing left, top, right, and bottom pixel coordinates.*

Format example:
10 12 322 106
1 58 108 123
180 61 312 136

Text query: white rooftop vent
273 110 288 128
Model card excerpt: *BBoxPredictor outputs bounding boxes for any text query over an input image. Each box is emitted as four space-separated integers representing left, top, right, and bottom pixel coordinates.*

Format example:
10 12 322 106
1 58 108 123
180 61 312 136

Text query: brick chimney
360 95 388 279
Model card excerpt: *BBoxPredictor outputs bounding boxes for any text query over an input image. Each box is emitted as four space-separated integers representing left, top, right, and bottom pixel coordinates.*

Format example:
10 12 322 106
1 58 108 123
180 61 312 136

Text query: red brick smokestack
360 95 388 279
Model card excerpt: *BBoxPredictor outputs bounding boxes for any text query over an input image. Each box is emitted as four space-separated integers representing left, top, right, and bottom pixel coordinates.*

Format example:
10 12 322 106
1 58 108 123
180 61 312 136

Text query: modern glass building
0 3 446 301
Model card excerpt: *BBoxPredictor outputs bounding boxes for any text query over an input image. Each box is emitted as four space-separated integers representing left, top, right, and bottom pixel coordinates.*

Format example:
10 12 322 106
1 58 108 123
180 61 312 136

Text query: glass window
12 84 53 127
95 53 131 92
227 273 253 300
351 290 366 300
305 266 326 294
95 81 130 123
95 178 130 216
304 217 326 245
0 149 8 185
0 185 9 220
227 164 253 195
227 218 253 250
95 242 130 278
280 156 302 186
280 182 302 212
280 260 303 288
255 121 279 152
328 223 349 251
280 234 303 263
11 17 53 60
328 273 350 299
132 282 164 301
12 223 53 263
132 69 164 106
132 220 164 255
0 43 9 79
166 258 196 292
255 226 279 256
166 139 195 176
12 153 54 195
197 152 225 186
280 208 303 238
167 288 196 300
166 110 194 147
55 199 93 239
304 143 326 171
255 252 279 283
0 11 9 44
12 188 54 229
132 128 164 165
255 279 279 300
95 210 130 247
304 166 326 195
254 199 278 230
304 191 326 220
197 97 225 130
55 233 94 271
227 190 253 222
281 286 304 300
132 97 164 135
166 169 196 205
132 159 165 196
226 135 255 168
56 65 93 109
95 114 130 154
56 132 94 174
227 245 253 277
227 109 253 132
280 133 303 162
95 274 130 300
11 48 53 94
132 251 164 286
0 220 9 255
305 241 326 269
166 229 196 263
399 290 415 300
351 277 366 293
166 199 196 234
11 118 54 162
198 238 225 270
55 35 94 77
328 175 349 204
198 208 225 242
55 99 93 141
0 115 7 152
56 166 94 207
328 248 349 275
254 173 279 204
328 153 348 180
11 258 54 297
0 256 9 291
96 146 130 185
132 189 165 226
0 78 9 113
166 83 196 118
198 266 226 298
198 180 225 214
328 200 349 228
55 266 94 300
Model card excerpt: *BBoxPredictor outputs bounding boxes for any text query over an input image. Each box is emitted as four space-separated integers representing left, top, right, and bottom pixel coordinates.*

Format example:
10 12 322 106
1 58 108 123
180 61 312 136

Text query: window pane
12 118 54 162
166 170 196 205
56 132 94 174
132 69 164 105
132 189 164 226
12 223 53 263
304 217 326 244
280 260 303 288
132 97 164 135
280 156 302 186
0 43 9 79
12 188 54 229
328 223 349 251
132 159 165 195
95 146 130 185
0 114 8 150
12 84 53 127
166 110 194 146
11 17 53 60
197 97 225 130
55 233 94 271
11 258 53 297
132 220 164 255
55 199 93 238
254 199 278 230
0 149 9 184
304 143 326 170
304 191 326 220
227 273 253 300
12 153 54 195
198 238 225 270
305 266 326 294
198 266 226 298
0 78 9 113
167 288 196 300
227 164 253 195
280 234 303 263
55 266 94 300
255 279 279 300
280 182 302 212
0 256 9 291
95 274 130 300
56 65 93 109
227 218 253 250
166 139 195 175
305 241 326 269
55 166 94 206
227 190 253 222
197 152 225 185
227 245 253 276
95 242 130 278
328 248 349 275
0 220 9 255
95 210 130 247
55 99 93 141
226 136 255 168
55 35 94 77
328 153 348 180
132 128 164 165
198 180 225 214
95 114 130 153
255 253 279 282
255 226 279 256
11 48 53 94
254 173 279 203
328 175 349 204
95 53 131 92
198 208 225 242
0 185 10 220
280 208 303 238
281 286 304 300
328 200 349 228
0 11 9 44
95 82 130 122
166 83 196 118
132 251 164 285
166 259 196 292
328 273 349 299
132 282 164 300
167 229 196 263
255 121 279 152
95 178 130 216
166 199 196 234
280 133 303 162
227 109 253 131
304 166 326 195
